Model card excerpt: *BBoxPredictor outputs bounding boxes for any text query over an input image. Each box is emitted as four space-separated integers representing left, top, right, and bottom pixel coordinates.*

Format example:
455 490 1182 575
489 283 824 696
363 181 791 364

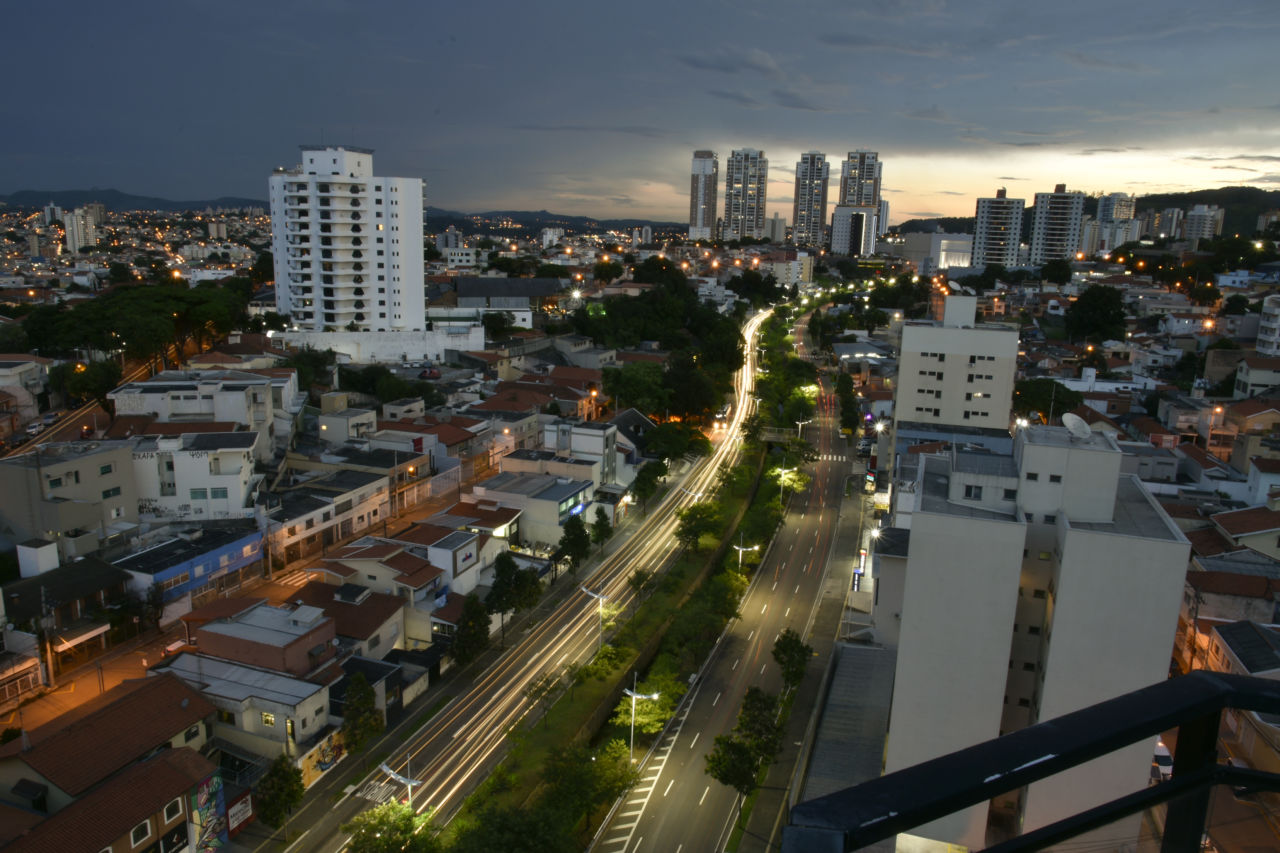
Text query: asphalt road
591 316 856 852
241 310 775 852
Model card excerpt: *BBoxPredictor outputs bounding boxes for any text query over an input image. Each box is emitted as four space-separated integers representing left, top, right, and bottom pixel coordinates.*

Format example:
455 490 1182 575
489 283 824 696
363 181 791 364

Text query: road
591 312 856 852
250 309 774 852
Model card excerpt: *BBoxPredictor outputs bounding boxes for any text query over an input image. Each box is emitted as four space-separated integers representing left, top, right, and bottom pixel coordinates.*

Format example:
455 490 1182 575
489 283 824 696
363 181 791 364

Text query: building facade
688 150 718 241
269 146 424 332
723 149 768 240
791 152 829 247
972 188 1025 269
1029 184 1085 265
830 204 877 256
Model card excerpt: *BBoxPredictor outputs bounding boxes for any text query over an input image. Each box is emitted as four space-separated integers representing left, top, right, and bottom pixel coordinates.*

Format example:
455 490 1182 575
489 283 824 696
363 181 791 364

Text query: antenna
1062 412 1091 441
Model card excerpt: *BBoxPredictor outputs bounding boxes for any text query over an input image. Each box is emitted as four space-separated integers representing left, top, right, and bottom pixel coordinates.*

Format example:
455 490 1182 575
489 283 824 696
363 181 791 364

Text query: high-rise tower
1029 184 1085 266
689 151 718 241
269 146 424 333
792 152 829 247
723 149 768 241
972 188 1025 269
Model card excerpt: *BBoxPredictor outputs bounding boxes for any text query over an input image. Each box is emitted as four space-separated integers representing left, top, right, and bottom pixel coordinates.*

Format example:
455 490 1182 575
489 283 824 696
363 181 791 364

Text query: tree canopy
255 754 304 828
1012 378 1084 421
1064 285 1126 342
340 672 384 754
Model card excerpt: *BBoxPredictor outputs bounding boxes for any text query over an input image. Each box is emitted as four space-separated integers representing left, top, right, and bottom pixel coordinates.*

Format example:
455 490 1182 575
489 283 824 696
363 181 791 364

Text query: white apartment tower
723 149 768 240
830 205 877 256
62 207 99 254
1029 183 1085 265
875 426 1188 848
791 152 829 247
839 150 881 207
972 189 1025 270
1096 192 1135 223
1184 204 1226 243
689 150 719 241
269 146 425 333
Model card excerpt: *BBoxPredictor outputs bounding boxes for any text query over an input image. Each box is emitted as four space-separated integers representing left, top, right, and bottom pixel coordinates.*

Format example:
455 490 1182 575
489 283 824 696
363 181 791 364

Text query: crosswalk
275 571 312 588
817 454 849 462
353 779 397 804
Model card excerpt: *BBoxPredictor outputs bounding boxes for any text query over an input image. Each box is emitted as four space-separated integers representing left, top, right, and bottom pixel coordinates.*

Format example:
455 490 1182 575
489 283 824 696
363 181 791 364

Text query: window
1028 625 1042 635
1003 488 1017 500
1017 697 1031 707
1022 662 1037 672
211 487 229 500
1044 514 1057 524
369 633 381 648
1026 472 1039 481
48 477 62 489
100 463 114 475
1033 588 1048 598
190 488 207 500
131 819 152 846
164 797 183 823
1049 474 1062 483
217 709 235 724
964 485 983 500
261 712 276 727
102 486 121 499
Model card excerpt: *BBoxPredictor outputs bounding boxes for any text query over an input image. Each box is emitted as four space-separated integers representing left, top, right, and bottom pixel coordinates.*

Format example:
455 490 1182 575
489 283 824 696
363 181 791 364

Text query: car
1153 739 1173 781
80 424 94 439
41 412 61 426
25 422 45 437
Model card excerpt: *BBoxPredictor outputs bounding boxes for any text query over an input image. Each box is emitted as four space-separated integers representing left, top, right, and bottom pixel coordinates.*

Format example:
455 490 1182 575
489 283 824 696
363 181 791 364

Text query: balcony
783 672 1280 852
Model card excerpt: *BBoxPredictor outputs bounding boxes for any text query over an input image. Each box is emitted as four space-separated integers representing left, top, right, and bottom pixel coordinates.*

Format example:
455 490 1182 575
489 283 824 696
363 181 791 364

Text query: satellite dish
1062 412 1091 441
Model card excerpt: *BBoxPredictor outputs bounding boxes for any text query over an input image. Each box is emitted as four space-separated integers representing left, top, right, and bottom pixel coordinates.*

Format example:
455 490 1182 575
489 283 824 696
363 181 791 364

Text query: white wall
277 326 484 363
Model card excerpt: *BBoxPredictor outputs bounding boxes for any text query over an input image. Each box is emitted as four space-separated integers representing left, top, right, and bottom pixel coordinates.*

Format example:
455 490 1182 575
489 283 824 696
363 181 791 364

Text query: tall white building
830 205 877 256
791 151 829 247
839 150 881 208
62 207 98 254
1096 192 1135 223
1029 183 1085 265
1185 204 1226 243
269 146 424 333
723 149 768 240
875 426 1188 848
1257 294 1280 357
972 188 1024 269
688 150 718 241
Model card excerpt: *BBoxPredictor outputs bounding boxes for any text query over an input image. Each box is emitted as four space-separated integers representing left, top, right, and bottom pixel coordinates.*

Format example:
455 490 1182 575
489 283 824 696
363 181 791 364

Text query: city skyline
2 1 1279 224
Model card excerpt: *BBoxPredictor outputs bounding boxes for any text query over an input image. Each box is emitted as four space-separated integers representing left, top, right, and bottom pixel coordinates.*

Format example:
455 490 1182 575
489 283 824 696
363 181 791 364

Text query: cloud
937 190 965 196
1212 165 1259 172
677 48 779 76
820 32 947 58
902 105 956 123
608 196 634 206
1255 174 1280 183
904 211 945 218
996 176 1027 181
772 89 828 112
1060 52 1152 73
1186 154 1280 163
512 123 666 139
1078 146 1143 155
709 89 761 108
999 141 1054 148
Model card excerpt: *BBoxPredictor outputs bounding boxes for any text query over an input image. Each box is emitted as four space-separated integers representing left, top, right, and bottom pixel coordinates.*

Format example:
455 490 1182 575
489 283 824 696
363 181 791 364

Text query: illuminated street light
580 586 607 652
623 675 660 762
731 532 759 572
795 418 812 438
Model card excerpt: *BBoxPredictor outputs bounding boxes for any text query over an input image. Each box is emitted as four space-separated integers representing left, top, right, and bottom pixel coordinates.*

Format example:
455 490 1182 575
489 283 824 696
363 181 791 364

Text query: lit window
261 712 276 727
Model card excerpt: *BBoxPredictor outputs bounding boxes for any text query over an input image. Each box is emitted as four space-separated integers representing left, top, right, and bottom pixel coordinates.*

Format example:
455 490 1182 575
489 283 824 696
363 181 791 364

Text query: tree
535 263 567 279
341 672 384 755
67 360 123 415
609 670 687 736
251 250 274 284
557 514 591 576
1223 294 1252 315
451 593 491 665
0 323 28 353
675 502 720 552
705 734 759 798
1039 258 1073 285
590 506 612 552
1064 284 1126 342
486 552 542 646
523 670 560 727
1012 378 1084 421
631 460 667 511
772 628 813 691
255 754 304 830
341 801 441 853
628 568 654 605
736 687 783 763
481 310 517 341
593 260 623 283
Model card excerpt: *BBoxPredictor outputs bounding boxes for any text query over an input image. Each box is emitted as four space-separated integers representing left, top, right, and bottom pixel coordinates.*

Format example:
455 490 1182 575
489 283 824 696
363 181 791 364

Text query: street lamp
731 532 759 572
776 467 796 509
580 586 607 653
623 674 660 762
379 758 423 811
795 418 812 438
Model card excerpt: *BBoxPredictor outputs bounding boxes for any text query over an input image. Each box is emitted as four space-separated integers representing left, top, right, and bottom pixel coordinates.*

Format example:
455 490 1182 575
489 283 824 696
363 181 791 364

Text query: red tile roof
430 592 467 625
1213 505 1280 537
1251 456 1280 475
3 748 214 853
291 581 403 641
1229 398 1280 418
1243 356 1280 371
1185 527 1238 558
1178 442 1227 471
1188 571 1280 599
181 596 265 626
0 674 213 797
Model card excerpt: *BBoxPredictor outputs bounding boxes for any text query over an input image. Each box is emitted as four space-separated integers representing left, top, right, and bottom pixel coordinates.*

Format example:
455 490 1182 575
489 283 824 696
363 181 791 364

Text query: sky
4 0 1279 225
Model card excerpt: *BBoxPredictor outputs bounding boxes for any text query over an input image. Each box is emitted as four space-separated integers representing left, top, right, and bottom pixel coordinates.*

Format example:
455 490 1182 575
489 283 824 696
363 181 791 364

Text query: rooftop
112 526 260 577
198 601 328 647
156 652 326 706
1215 620 1280 674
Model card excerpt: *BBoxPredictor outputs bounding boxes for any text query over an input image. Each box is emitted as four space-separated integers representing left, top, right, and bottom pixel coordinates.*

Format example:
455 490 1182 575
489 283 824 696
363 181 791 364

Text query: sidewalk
739 484 864 853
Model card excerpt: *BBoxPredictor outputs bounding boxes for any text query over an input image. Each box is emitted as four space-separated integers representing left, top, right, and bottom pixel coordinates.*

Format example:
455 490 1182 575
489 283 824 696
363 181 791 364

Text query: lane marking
699 786 710 806
664 780 674 797
690 732 699 749
761 604 768 614
713 692 721 706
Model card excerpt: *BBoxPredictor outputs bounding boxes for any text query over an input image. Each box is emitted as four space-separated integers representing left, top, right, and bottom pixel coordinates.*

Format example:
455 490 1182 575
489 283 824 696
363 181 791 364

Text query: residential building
1096 192 1135 223
0 441 139 560
309 540 449 645
541 419 618 484
1029 184 1085 265
689 150 718 241
1234 355 1280 399
469 470 593 549
723 149 768 240
838 151 882 209
269 145 425 332
791 152 829 247
132 432 263 521
263 469 390 568
972 189 1024 269
875 427 1189 848
893 295 1019 439
186 598 339 679
1185 204 1226 243
61 207 98 254
830 205 877 256
113 525 264 615
291 580 405 660
764 212 787 243
1255 294 1280 357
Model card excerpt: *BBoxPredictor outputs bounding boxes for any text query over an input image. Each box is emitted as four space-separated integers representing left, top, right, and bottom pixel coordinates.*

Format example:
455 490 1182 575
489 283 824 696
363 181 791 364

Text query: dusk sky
4 0 1279 224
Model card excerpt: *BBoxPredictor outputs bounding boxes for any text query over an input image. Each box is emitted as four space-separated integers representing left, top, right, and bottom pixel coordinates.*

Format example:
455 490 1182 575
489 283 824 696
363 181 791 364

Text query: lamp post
580 586 607 653
731 531 758 572
379 757 423 812
623 673 660 762
795 418 812 438
776 467 796 509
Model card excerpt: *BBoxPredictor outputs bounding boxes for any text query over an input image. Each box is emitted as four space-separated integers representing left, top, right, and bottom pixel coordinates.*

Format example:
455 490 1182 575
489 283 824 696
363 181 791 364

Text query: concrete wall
276 325 484 363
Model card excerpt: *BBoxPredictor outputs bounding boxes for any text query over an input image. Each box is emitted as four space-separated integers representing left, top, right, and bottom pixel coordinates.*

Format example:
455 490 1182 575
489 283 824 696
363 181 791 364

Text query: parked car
41 412 61 426
856 437 873 457
1153 739 1173 781
25 422 45 437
